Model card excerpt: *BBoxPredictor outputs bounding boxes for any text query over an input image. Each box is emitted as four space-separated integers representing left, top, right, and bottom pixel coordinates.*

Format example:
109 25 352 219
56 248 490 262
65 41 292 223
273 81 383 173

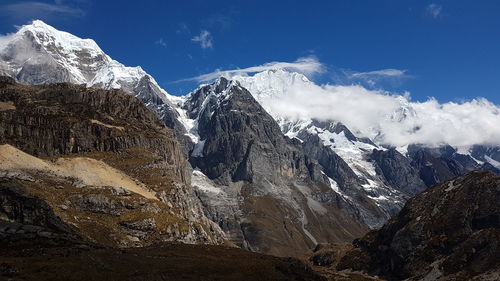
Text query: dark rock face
0 79 172 159
300 132 390 228
471 145 500 172
300 133 359 189
406 144 498 187
0 178 74 234
0 77 226 246
409 146 465 186
370 148 426 195
337 171 500 281
72 194 124 216
190 78 311 184
183 79 367 257
289 119 409 228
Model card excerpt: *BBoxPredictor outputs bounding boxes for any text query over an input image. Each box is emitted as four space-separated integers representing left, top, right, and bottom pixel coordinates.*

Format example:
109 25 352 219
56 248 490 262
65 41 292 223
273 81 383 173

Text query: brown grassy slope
0 242 325 281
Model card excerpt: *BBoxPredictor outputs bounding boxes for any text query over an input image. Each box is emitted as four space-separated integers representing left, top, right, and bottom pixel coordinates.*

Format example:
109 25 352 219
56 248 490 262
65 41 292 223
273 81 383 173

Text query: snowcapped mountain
228 68 499 220
0 19 178 105
0 20 110 84
232 70 412 215
0 20 190 150
176 77 370 255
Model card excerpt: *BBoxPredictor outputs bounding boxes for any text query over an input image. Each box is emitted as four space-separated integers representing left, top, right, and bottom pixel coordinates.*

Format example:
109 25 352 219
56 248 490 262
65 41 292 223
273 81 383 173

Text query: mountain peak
24 19 53 30
17 20 102 54
233 69 312 103
19 19 53 33
0 19 175 102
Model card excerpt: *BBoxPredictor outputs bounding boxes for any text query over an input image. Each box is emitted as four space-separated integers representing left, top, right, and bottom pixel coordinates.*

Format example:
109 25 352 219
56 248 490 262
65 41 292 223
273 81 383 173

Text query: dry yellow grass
0 144 157 200
90 119 125 131
0 101 16 111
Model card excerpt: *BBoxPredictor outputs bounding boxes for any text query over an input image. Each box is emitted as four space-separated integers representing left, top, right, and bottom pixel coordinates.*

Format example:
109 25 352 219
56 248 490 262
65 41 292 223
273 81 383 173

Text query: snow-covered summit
8 20 110 84
19 20 105 56
233 68 312 103
0 20 171 103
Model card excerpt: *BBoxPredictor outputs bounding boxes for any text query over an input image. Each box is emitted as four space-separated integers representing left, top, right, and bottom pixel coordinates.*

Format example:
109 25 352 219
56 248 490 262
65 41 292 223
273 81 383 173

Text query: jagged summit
0 20 170 100
18 20 103 53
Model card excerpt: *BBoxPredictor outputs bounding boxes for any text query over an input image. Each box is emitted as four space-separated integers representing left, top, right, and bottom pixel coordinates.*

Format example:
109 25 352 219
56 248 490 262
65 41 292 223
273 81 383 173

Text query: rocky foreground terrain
0 242 323 281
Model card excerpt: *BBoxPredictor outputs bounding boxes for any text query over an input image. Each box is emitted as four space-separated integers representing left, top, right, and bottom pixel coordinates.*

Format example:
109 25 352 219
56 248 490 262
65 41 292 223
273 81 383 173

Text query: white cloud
203 14 232 31
351 69 407 78
191 30 213 49
263 81 500 148
347 68 411 87
183 56 325 82
349 68 409 87
155 38 167 48
0 33 17 51
1 1 85 20
426 3 443 18
176 23 190 35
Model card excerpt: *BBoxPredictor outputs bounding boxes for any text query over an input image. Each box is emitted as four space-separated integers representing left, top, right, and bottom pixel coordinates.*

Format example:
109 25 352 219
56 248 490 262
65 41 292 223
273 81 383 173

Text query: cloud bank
155 38 167 48
351 69 407 79
261 80 500 148
0 33 17 51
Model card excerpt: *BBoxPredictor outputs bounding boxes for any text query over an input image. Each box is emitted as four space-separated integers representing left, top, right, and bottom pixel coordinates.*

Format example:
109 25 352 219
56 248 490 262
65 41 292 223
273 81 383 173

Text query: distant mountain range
1 20 499 257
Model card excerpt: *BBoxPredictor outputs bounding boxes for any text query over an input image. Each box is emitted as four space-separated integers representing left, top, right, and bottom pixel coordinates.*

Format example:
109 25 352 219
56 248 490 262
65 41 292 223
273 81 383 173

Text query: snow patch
485 155 500 169
396 144 409 156
191 169 223 194
192 140 206 157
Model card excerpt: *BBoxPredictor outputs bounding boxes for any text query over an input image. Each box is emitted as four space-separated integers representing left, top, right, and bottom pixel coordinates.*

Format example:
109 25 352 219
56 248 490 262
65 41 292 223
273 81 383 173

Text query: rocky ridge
336 171 500 280
0 77 226 247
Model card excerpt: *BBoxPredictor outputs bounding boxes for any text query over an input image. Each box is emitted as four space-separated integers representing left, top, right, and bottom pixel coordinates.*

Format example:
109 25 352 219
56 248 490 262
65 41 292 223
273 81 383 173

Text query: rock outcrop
370 148 426 195
337 171 500 281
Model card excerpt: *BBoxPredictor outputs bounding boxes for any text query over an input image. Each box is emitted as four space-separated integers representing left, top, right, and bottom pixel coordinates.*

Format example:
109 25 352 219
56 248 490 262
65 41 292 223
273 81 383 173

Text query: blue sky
0 0 499 103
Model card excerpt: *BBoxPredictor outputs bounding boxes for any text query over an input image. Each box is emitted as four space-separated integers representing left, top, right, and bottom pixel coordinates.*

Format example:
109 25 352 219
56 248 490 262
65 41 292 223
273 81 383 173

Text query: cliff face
181 79 367 257
0 77 226 247
337 171 500 281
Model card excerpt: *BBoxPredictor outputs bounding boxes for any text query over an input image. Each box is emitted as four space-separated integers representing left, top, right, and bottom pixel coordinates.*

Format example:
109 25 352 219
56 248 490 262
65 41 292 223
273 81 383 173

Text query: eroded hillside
0 76 226 247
